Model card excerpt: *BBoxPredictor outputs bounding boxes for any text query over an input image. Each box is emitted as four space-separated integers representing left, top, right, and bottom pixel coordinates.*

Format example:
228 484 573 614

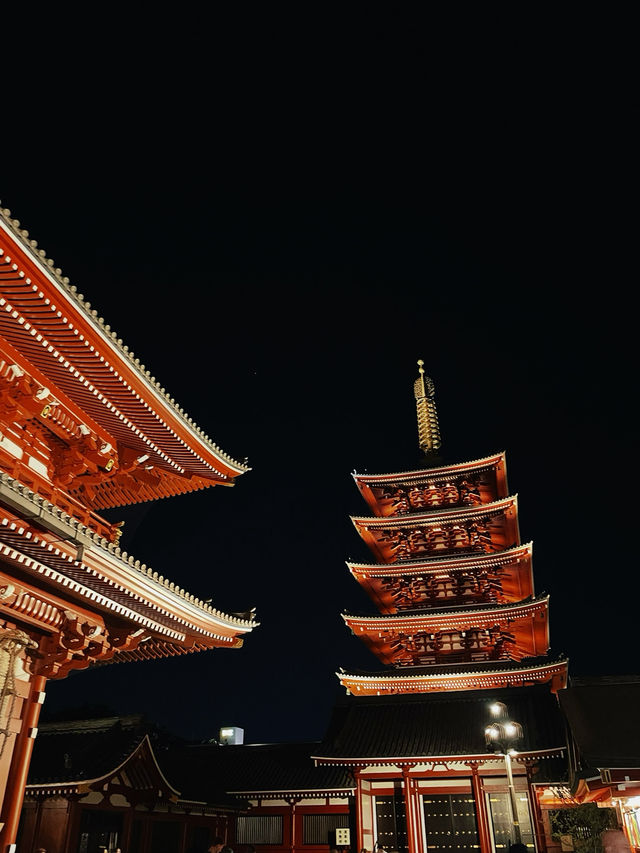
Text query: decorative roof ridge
346 542 533 572
342 592 549 622
0 471 257 630
0 204 249 475
337 652 569 680
352 451 506 482
351 494 518 526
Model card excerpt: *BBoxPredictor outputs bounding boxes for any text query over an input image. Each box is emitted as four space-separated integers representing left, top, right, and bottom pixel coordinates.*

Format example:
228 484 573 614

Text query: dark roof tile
317 686 566 759
28 717 149 784
161 742 353 800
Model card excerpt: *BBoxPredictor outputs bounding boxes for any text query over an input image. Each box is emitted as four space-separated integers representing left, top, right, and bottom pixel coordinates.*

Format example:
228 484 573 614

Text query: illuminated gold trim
414 360 441 455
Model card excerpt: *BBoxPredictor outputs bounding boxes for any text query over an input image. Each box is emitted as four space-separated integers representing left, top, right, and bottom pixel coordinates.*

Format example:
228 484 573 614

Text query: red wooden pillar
355 770 364 852
402 767 423 853
0 673 46 852
288 797 300 853
471 764 493 853
355 770 375 853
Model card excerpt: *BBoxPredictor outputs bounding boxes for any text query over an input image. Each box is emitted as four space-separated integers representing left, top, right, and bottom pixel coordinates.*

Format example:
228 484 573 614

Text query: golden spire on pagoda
414 360 442 455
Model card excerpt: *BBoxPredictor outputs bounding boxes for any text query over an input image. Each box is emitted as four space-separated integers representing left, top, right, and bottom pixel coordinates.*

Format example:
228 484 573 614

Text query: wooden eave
343 594 549 633
226 786 355 798
351 496 520 564
312 746 566 768
347 543 533 575
343 595 550 663
572 777 621 804
353 452 508 515
0 210 249 501
0 493 257 651
337 657 569 696
347 543 534 613
0 334 225 518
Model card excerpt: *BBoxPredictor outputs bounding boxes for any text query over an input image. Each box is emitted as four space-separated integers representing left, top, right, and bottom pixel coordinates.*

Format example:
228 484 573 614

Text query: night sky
1 67 633 745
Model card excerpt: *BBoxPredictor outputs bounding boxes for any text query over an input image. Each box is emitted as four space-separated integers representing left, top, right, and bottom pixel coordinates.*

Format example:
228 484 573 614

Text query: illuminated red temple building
0 205 257 851
314 363 570 853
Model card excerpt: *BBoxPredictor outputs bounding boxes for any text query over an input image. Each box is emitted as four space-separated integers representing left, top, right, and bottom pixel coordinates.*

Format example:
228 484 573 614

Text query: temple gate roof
0 204 257 668
0 206 249 510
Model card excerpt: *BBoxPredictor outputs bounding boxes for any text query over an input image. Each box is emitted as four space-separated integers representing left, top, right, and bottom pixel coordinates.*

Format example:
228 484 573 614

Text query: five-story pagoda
340 361 567 697
313 363 569 853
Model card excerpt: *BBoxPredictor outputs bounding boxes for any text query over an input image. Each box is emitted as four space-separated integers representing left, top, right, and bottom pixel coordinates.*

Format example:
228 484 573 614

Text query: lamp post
485 702 524 847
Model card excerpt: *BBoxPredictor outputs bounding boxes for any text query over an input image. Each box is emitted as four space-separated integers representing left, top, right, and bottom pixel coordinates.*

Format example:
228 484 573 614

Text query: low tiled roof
27 716 352 803
28 716 149 784
162 741 354 801
559 678 640 768
316 685 566 760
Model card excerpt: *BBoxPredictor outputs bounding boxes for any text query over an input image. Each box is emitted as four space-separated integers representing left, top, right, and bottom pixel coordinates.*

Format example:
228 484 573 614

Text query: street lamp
485 702 524 846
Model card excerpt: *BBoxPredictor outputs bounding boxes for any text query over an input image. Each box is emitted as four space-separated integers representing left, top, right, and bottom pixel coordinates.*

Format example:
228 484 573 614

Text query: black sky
1 42 634 743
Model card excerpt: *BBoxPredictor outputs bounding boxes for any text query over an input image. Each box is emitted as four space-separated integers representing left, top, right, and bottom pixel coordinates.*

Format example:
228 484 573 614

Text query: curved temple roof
0 205 249 502
0 481 258 664
0 204 257 665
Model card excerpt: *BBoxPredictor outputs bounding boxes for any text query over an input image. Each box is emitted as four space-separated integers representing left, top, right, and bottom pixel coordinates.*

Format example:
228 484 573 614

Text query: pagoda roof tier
0 483 256 674
347 543 534 613
342 595 550 666
351 496 520 563
353 451 508 517
0 208 249 510
337 654 569 696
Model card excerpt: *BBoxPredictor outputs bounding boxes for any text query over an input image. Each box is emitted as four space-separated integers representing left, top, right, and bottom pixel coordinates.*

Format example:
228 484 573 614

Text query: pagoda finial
414 360 442 455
